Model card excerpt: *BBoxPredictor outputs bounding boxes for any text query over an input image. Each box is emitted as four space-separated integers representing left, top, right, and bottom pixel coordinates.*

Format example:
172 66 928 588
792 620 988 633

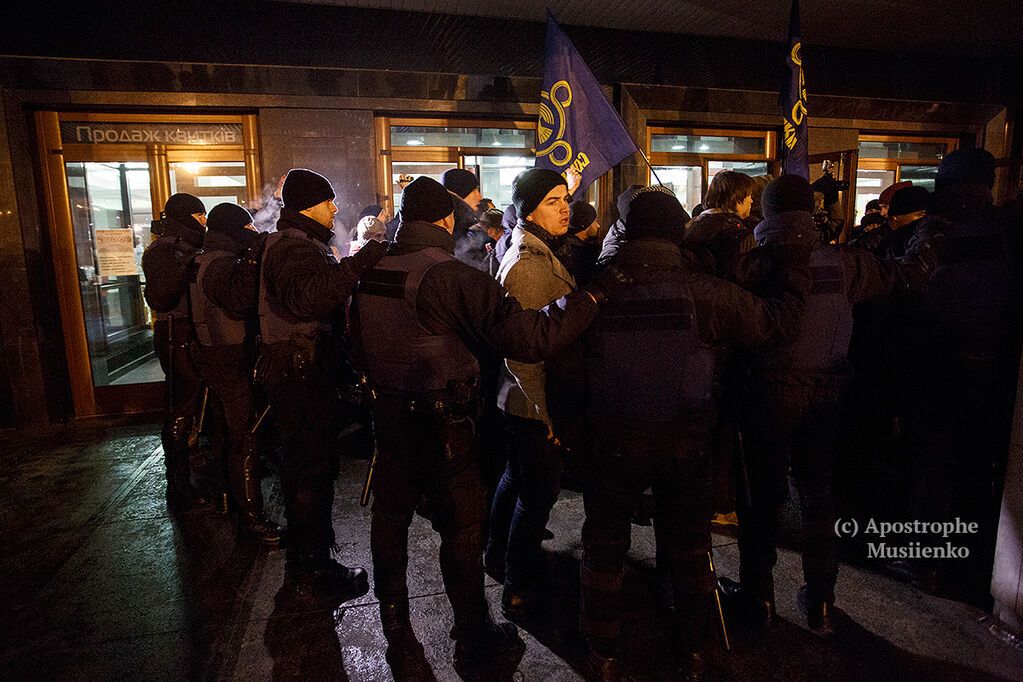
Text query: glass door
36 112 260 417
65 161 158 387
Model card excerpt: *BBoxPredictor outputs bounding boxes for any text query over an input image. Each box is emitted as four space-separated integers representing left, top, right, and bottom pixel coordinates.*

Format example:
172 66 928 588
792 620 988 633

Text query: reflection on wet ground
0 420 1021 680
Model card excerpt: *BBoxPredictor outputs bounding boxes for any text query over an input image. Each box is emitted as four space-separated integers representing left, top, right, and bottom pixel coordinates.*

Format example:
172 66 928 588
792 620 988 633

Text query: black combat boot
796 584 834 637
585 645 624 682
452 617 525 676
676 651 706 682
165 417 209 512
717 577 778 630
381 601 434 681
233 442 283 545
290 548 369 603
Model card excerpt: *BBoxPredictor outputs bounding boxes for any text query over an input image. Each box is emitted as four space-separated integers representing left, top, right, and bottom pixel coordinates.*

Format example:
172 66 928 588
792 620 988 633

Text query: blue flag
536 12 639 193
780 0 809 179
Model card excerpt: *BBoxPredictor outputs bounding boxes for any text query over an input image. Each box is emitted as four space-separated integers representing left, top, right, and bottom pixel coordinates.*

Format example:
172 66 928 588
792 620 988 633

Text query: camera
150 211 169 236
811 160 849 207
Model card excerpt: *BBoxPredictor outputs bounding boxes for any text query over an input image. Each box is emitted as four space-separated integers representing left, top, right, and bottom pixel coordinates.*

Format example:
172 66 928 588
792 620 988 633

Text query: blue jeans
486 412 562 592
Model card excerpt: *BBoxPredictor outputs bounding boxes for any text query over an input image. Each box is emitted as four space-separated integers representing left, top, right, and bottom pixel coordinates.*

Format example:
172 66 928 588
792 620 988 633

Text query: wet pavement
1 419 1022 681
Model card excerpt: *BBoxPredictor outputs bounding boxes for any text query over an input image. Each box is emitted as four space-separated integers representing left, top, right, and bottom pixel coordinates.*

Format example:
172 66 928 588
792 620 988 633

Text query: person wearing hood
579 189 809 681
188 203 281 544
443 168 483 243
350 176 624 679
485 168 580 618
142 193 210 512
597 184 642 266
683 170 757 281
895 148 1019 603
718 175 900 637
257 168 387 602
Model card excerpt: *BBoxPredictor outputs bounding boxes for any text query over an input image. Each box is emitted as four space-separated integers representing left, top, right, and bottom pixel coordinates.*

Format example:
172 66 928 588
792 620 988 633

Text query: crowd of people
141 147 1020 681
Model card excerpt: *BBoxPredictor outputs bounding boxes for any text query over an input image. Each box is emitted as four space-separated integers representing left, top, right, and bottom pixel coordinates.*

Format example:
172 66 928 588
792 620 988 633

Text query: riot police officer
580 189 808 681
720 175 899 636
257 168 386 599
142 193 210 512
189 202 282 543
351 176 624 679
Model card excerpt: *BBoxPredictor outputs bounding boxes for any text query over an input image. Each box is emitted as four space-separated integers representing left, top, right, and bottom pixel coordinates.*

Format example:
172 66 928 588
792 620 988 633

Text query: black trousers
737 382 841 604
264 371 342 552
154 320 203 489
195 348 260 511
581 434 715 654
370 397 489 633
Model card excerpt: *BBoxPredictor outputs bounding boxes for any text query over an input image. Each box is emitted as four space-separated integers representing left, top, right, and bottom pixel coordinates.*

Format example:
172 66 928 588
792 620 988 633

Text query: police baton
708 550 731 651
360 446 377 508
357 376 377 508
166 313 175 410
250 404 271 435
196 386 210 434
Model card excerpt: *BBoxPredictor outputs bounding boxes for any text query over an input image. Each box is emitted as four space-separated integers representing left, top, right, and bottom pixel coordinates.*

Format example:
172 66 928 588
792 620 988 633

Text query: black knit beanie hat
626 191 690 243
164 193 207 224
888 186 930 217
207 203 254 233
761 174 815 217
512 168 567 220
401 176 455 223
442 168 480 199
569 200 597 233
936 148 996 190
281 169 335 211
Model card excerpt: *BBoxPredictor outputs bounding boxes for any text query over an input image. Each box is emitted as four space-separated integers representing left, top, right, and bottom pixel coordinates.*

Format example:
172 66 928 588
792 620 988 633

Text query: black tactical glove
584 264 633 304
349 239 387 273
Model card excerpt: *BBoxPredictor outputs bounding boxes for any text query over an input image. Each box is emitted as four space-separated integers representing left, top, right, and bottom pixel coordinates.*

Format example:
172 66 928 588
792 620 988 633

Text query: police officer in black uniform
257 168 386 599
719 175 899 636
351 176 623 679
898 148 1020 602
579 190 808 681
142 193 210 511
189 202 282 544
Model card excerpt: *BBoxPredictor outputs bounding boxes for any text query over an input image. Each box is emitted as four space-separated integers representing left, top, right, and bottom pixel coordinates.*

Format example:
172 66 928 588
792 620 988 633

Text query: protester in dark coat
684 170 758 280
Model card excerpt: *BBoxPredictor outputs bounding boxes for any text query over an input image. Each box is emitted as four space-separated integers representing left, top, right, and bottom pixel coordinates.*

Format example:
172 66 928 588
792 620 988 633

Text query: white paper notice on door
95 229 138 277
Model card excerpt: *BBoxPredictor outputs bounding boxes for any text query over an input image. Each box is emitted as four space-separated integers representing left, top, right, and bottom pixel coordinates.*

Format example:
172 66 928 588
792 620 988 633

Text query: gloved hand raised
349 239 387 273
584 264 633 304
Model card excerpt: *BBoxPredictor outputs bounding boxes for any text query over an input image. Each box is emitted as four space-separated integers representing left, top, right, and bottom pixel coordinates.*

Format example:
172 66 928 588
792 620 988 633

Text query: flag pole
637 147 664 186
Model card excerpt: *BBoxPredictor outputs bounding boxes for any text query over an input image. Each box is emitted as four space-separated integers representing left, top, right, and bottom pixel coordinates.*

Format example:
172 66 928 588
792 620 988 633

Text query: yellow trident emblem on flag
537 80 575 167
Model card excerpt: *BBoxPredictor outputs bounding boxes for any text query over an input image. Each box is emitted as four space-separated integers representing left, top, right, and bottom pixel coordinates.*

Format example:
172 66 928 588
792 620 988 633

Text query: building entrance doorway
36 112 260 416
